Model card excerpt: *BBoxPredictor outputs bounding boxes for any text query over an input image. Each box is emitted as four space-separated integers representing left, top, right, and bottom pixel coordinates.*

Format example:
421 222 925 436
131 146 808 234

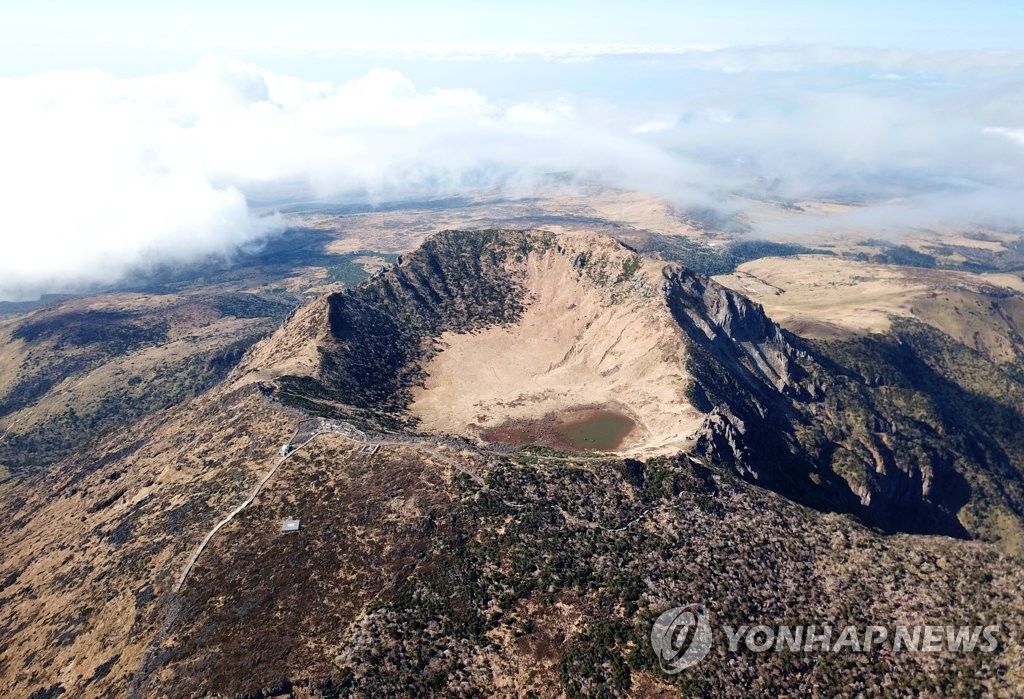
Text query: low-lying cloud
1 49 1023 300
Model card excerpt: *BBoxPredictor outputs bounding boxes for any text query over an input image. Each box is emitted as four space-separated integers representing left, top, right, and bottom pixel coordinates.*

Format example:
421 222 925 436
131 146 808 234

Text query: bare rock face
690 407 752 477
659 259 1011 540
663 265 831 504
663 266 804 396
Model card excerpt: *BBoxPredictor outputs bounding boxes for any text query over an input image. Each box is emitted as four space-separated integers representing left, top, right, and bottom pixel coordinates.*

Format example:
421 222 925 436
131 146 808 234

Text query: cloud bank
1 49 1023 300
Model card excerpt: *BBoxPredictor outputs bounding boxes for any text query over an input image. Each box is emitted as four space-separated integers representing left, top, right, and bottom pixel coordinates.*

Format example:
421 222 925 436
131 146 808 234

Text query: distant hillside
0 292 296 472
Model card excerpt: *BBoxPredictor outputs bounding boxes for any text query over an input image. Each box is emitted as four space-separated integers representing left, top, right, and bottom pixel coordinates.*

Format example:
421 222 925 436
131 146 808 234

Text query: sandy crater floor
409 236 704 456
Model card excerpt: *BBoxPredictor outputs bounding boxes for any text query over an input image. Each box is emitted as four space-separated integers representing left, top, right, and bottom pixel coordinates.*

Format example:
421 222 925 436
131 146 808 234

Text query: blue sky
2 1 1023 77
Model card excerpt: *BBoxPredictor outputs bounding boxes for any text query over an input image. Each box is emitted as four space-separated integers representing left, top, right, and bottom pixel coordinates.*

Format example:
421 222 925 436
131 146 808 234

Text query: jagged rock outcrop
690 407 752 476
662 266 861 517
665 265 834 399
665 262 1023 539
664 266 801 394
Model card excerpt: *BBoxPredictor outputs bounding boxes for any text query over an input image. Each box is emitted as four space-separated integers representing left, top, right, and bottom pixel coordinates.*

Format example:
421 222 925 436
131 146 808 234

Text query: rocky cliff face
665 264 1024 543
665 266 801 394
663 267 864 521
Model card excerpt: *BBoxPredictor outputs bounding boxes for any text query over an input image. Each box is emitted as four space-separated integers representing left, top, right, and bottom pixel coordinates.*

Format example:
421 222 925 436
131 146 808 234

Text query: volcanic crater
407 232 704 455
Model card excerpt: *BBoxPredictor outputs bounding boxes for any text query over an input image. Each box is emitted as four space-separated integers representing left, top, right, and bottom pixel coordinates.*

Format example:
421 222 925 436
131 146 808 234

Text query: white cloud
0 64 279 300
632 120 674 134
0 55 696 300
985 126 1024 146
1 49 1023 300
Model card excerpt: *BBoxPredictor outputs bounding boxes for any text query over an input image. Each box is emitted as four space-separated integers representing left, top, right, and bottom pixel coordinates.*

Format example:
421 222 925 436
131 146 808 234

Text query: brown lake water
482 407 636 451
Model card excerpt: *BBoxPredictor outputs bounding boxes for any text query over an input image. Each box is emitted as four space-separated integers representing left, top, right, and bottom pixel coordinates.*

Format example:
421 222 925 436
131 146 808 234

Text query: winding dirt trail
173 426 312 593
173 409 678 594
173 420 487 593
